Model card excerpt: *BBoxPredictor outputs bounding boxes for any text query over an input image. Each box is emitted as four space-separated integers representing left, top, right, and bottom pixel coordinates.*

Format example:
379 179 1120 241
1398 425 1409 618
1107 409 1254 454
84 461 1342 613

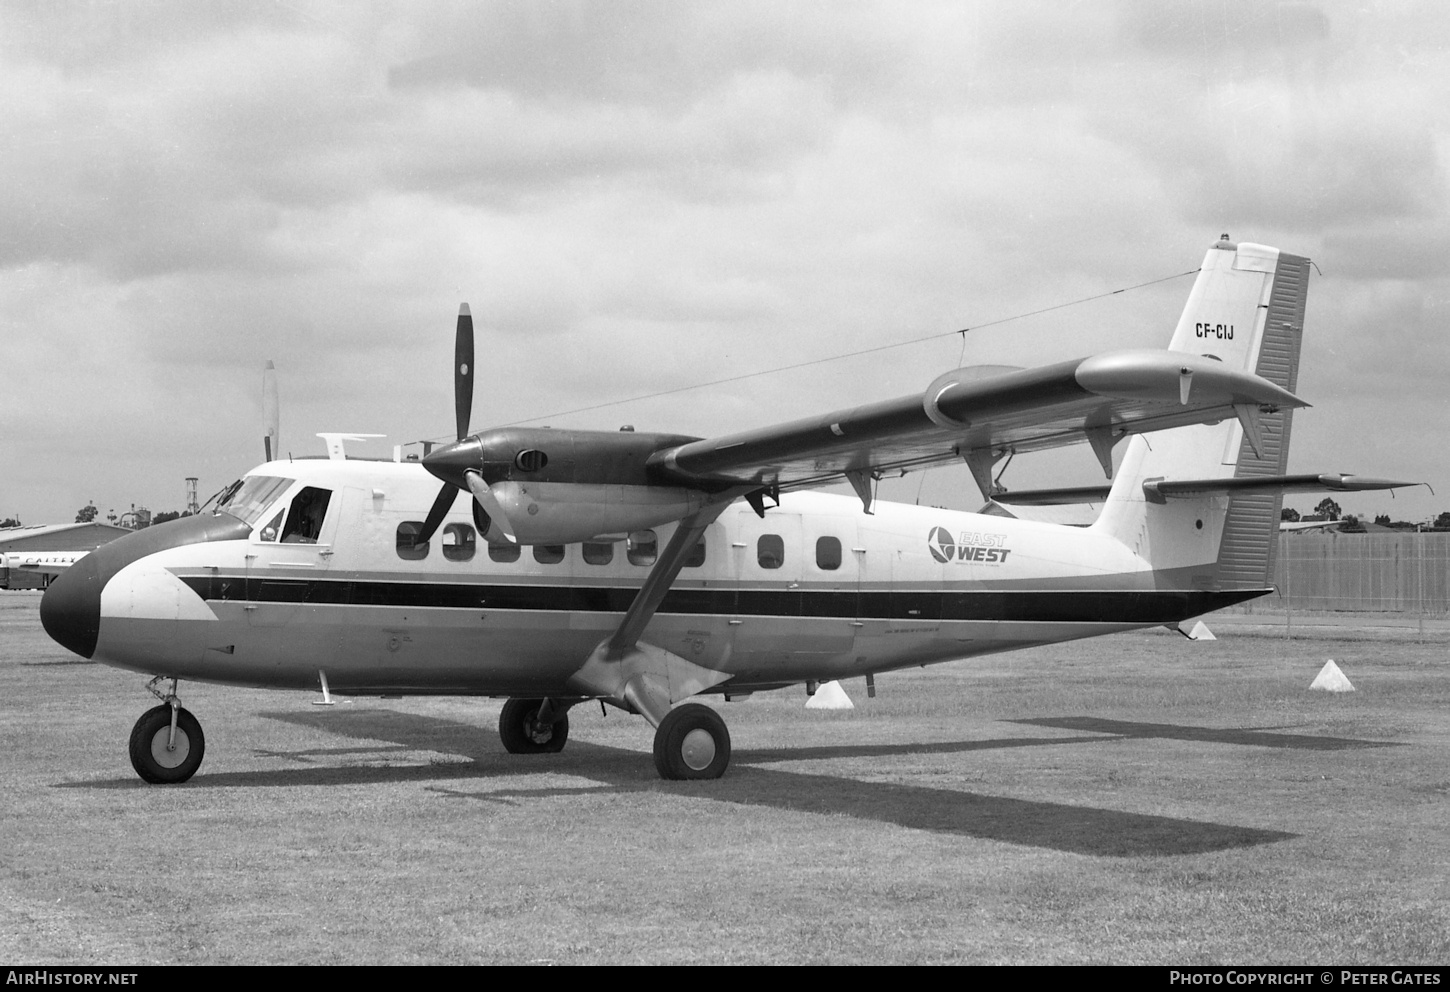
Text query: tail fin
1093 239 1311 589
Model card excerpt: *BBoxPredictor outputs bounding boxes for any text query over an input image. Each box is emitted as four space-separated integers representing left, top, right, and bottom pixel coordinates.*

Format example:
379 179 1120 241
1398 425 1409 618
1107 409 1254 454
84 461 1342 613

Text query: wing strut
568 494 746 725
607 500 733 657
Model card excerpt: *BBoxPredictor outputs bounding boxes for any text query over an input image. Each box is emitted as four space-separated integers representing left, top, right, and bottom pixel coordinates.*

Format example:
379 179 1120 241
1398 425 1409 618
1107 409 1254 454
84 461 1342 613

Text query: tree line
1282 499 1450 530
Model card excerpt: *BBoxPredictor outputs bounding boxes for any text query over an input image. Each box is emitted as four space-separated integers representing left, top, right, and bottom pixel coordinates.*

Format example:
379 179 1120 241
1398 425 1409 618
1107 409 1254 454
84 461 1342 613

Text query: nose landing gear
129 677 205 784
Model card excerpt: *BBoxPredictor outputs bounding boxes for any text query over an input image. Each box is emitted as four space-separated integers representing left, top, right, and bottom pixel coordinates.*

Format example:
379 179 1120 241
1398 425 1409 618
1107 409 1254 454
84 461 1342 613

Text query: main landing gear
129 677 205 784
496 696 733 779
498 697 570 754
652 703 731 780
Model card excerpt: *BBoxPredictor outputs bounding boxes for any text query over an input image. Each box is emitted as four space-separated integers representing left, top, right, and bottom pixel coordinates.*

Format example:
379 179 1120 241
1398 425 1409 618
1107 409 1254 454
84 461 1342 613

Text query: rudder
1214 249 1310 589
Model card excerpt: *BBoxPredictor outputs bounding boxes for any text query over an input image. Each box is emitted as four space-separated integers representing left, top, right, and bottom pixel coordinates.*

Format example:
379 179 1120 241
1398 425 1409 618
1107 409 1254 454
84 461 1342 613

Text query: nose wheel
129 703 205 784
653 703 731 780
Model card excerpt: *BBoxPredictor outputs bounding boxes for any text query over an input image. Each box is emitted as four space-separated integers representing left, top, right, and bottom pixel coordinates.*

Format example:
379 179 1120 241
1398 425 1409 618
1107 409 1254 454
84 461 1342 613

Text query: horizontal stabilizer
998 473 1415 507
1142 473 1415 503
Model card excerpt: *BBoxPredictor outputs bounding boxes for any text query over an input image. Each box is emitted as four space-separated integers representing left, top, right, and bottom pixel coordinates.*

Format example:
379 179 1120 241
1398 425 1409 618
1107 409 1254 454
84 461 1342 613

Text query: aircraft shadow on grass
1011 717 1400 751
62 707 1295 858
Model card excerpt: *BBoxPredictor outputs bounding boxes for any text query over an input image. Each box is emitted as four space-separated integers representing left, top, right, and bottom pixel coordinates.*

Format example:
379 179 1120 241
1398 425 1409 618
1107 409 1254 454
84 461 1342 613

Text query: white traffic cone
1310 660 1355 693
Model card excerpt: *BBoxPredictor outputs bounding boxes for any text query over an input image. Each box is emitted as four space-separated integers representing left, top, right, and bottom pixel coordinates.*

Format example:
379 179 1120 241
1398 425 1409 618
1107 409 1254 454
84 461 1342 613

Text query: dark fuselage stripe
178 575 1265 624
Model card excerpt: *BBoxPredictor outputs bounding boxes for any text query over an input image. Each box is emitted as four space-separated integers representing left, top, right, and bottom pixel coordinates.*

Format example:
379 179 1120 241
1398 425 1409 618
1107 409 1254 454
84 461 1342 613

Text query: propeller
453 304 474 443
411 305 476 548
262 360 280 461
412 305 521 548
465 469 516 544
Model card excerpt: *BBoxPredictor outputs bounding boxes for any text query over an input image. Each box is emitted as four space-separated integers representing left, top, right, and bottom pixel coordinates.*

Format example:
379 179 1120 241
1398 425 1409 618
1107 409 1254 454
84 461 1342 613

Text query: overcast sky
3 0 1447 527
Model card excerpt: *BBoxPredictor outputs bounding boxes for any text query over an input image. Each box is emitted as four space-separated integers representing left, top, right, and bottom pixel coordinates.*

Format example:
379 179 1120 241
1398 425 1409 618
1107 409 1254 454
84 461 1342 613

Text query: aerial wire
422 266 1200 439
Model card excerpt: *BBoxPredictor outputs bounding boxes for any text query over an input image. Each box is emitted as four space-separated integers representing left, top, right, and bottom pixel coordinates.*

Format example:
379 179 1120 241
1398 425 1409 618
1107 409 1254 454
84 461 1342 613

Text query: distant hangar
0 522 132 590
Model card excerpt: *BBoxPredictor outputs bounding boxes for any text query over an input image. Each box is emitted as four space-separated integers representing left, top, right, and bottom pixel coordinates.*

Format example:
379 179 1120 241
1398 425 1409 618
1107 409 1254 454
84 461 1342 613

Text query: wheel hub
149 727 191 769
680 728 716 771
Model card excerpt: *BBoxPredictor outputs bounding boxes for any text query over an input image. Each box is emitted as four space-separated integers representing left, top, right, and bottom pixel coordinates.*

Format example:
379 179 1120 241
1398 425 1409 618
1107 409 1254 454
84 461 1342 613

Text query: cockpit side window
257 509 285 542
280 487 332 544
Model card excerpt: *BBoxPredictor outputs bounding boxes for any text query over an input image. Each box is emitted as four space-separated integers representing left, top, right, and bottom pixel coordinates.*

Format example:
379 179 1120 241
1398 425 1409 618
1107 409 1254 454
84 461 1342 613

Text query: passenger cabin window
627 530 657 566
534 545 565 565
757 534 785 569
683 540 706 568
281 487 331 544
583 542 614 565
443 523 476 562
396 522 428 560
815 536 842 570
488 543 521 563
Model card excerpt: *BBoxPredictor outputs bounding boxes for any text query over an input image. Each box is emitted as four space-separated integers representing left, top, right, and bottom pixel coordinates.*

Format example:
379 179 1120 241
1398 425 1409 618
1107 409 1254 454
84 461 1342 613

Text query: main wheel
129 704 205 784
498 698 569 754
653 703 731 780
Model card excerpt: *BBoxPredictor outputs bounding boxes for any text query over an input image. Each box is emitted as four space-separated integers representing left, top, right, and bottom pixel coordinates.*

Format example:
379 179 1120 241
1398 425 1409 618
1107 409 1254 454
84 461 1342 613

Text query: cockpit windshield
216 475 294 526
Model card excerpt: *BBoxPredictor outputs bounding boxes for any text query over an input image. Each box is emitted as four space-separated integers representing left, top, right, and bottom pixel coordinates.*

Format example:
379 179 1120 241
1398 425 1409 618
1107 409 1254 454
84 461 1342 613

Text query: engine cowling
478 481 709 545
424 427 718 545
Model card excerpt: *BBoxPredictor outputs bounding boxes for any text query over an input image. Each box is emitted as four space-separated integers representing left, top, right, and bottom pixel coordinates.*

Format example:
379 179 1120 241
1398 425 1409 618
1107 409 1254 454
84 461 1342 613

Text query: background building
0 522 132 589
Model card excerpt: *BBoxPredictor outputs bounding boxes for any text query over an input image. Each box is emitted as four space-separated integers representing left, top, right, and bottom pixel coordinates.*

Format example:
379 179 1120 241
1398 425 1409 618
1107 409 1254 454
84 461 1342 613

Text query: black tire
498 698 569 754
129 704 205 784
653 703 731 780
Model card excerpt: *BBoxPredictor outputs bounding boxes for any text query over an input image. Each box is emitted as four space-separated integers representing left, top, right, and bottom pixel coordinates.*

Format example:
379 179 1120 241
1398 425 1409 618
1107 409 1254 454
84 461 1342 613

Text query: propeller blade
465 471 517 545
455 304 474 442
262 360 279 461
413 483 459 547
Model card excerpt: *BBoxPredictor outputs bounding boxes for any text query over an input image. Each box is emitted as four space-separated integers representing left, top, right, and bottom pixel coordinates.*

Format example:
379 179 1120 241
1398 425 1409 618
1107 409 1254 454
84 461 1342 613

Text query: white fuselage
90 458 1224 697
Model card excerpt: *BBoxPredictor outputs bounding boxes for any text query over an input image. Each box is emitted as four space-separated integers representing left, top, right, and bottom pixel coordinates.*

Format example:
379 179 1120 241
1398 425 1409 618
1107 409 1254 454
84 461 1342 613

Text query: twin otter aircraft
41 238 1408 783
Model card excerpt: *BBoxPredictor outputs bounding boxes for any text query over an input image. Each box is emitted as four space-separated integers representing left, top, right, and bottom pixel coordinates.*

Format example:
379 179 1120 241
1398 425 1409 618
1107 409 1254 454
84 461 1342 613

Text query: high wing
647 349 1305 508
420 239 1403 545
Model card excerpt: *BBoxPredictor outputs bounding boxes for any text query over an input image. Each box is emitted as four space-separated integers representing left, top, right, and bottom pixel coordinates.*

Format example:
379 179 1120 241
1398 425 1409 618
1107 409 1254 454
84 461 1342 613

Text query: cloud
385 0 910 105
3 1 1449 524
1126 0 1331 56
1324 220 1450 281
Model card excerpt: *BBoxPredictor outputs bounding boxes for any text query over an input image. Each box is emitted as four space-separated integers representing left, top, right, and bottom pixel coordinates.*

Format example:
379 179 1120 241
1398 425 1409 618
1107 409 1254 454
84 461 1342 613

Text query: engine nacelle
479 481 709 546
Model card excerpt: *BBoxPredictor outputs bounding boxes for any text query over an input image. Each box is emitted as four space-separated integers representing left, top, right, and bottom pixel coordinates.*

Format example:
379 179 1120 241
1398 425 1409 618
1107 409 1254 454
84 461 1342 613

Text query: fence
1251 531 1450 614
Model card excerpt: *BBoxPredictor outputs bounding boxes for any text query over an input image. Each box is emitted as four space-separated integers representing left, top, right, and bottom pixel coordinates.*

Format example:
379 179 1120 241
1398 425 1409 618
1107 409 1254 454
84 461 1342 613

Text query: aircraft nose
40 553 103 659
39 511 255 661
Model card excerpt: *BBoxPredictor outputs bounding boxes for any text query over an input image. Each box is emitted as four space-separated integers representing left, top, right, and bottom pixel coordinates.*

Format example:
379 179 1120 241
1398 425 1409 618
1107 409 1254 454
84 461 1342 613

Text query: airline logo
928 526 1011 565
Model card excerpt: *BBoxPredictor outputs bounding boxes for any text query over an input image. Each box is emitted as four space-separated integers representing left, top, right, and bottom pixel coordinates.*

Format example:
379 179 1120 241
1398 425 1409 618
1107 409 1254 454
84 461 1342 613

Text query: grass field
2 590 1448 965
